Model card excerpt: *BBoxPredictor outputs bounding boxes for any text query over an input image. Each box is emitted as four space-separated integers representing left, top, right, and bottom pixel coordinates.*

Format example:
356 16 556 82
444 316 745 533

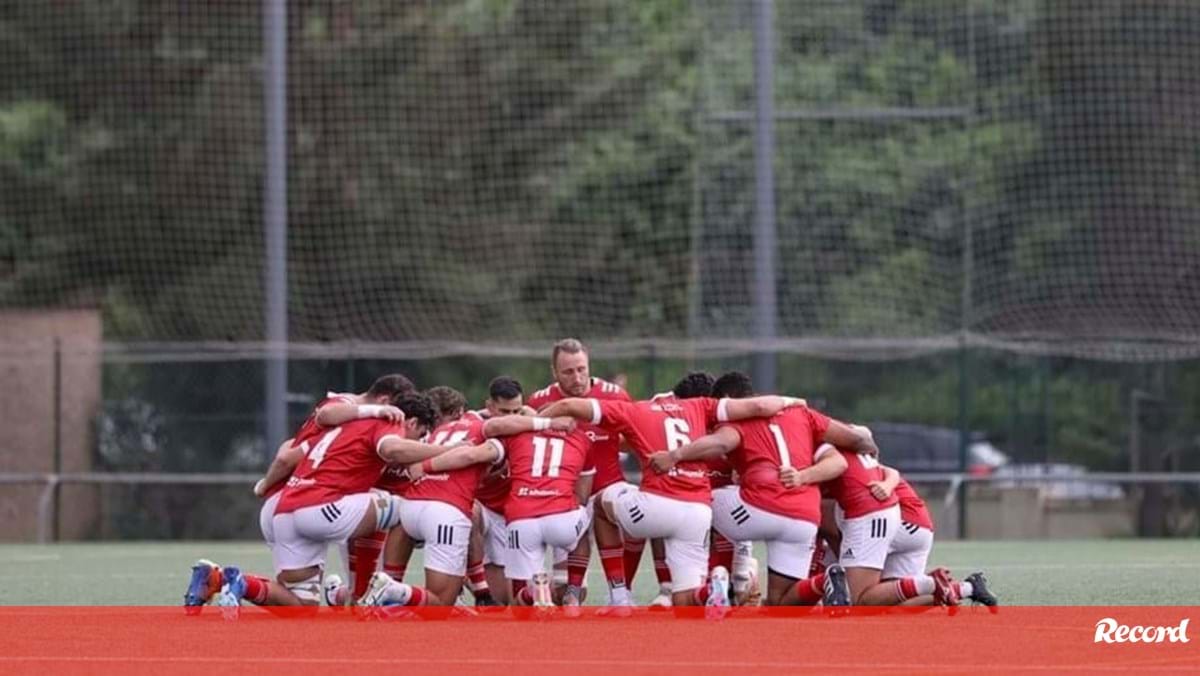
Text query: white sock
914 575 936 596
383 581 413 605
609 586 633 605
959 581 974 598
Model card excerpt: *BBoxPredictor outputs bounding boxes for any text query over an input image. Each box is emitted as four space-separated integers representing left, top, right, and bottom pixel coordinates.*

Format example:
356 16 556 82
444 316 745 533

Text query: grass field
2 538 1198 605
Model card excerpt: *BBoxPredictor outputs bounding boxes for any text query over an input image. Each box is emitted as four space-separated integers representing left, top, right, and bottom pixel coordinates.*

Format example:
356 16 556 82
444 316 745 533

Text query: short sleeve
373 422 406 460
808 409 833 446
486 438 506 465
592 399 632 431
813 442 837 462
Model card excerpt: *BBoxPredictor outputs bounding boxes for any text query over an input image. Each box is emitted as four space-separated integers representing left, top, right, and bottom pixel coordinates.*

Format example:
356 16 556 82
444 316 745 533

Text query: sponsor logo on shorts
1094 618 1190 643
843 547 855 560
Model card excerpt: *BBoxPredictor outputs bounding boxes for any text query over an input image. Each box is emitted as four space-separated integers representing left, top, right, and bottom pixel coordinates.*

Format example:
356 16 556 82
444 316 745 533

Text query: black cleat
823 563 851 607
474 592 501 607
965 572 998 612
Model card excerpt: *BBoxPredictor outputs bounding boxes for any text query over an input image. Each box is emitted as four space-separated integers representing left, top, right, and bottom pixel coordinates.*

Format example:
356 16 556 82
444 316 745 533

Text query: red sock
793 573 825 605
693 583 710 605
384 563 405 581
709 531 735 572
623 539 646 583
809 541 828 578
600 547 627 588
351 531 386 598
567 554 588 588
512 580 532 605
896 578 920 602
467 560 489 594
244 575 270 605
405 586 428 607
654 556 672 587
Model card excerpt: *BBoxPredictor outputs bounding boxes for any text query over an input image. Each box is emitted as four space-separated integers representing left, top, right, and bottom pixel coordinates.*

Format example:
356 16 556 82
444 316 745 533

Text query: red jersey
529 378 630 495
263 392 356 499
895 478 934 531
721 407 833 524
374 462 412 497
504 427 594 522
276 418 406 514
590 394 727 504
474 466 511 516
404 414 504 518
821 447 899 519
461 412 511 516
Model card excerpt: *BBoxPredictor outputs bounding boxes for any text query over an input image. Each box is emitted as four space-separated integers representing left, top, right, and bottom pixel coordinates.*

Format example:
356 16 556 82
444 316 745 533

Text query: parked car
865 422 1009 475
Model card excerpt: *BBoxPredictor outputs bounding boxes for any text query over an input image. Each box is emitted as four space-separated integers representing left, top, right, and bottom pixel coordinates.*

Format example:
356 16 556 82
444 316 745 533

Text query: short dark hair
425 386 467 420
394 393 438 430
712 371 755 399
366 373 416 398
489 376 523 401
551 338 588 367
672 371 715 399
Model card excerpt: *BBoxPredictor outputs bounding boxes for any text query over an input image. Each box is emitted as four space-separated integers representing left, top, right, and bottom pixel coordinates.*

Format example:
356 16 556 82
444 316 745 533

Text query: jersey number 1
768 423 793 469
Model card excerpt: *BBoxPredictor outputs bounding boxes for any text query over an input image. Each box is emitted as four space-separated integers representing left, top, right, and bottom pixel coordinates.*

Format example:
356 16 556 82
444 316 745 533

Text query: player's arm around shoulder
539 397 603 423
719 394 807 421
377 434 455 465
407 439 505 479
798 444 849 485
316 401 404 426
650 426 741 474
482 414 575 438
822 420 880 456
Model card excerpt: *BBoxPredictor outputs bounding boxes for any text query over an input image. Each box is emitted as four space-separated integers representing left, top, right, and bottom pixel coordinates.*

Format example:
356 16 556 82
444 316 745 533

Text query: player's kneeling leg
284 571 322 606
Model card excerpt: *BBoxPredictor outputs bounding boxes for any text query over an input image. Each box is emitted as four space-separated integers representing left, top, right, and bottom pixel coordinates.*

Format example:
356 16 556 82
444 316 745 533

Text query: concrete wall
0 310 102 541
927 486 1138 539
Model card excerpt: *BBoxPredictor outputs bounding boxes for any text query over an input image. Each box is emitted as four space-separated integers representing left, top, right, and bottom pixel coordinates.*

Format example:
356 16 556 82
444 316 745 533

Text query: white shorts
882 521 934 580
835 504 901 571
259 492 281 545
552 496 596 566
400 499 472 577
271 492 374 572
601 482 712 592
711 486 818 579
478 504 508 568
505 507 590 581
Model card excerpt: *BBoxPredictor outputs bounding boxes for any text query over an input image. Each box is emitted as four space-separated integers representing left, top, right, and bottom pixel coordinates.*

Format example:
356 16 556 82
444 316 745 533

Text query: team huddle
183 338 998 616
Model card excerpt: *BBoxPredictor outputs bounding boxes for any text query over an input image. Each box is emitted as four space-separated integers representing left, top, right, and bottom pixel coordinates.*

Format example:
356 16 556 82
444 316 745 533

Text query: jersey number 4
307 428 343 469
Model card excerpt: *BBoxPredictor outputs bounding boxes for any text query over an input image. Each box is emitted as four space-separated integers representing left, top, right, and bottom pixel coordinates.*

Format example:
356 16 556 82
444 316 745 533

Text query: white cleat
323 574 347 607
596 586 635 617
649 583 673 610
561 585 583 619
358 571 396 607
530 572 555 609
732 556 760 606
705 566 731 620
